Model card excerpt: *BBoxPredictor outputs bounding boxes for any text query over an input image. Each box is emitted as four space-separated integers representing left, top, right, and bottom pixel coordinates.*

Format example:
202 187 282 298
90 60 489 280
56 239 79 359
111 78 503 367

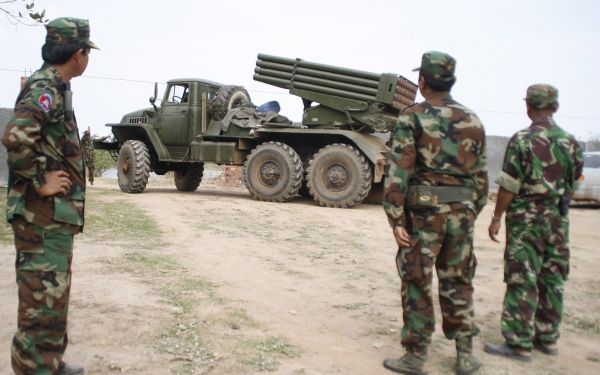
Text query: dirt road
1 178 599 374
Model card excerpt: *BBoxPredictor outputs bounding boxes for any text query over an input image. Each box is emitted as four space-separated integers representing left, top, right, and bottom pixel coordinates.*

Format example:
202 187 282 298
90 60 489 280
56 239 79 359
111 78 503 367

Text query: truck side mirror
149 82 158 110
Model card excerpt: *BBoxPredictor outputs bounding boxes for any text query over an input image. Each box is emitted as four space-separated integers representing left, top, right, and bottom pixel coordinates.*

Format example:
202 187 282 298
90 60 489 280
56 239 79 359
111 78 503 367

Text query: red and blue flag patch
38 93 53 112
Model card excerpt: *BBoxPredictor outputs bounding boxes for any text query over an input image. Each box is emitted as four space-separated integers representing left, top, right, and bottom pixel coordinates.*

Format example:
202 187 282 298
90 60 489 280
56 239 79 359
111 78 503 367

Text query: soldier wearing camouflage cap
484 84 583 362
525 83 559 110
383 51 488 375
1 16 98 375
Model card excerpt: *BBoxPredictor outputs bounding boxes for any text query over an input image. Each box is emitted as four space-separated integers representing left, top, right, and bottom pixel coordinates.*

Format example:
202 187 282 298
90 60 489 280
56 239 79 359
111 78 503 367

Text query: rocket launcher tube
257 53 381 81
253 74 376 102
256 61 380 89
254 67 379 97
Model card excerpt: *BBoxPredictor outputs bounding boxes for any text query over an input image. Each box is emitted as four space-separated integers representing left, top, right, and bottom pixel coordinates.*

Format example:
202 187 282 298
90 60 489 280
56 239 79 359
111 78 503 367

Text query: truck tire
307 143 372 208
212 85 252 120
117 140 151 193
174 163 204 191
243 141 303 202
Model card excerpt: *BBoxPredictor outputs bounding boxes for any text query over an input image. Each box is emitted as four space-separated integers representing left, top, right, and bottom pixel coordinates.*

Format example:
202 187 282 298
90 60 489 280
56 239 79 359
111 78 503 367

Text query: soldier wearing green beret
383 51 488 375
484 84 583 362
1 17 98 375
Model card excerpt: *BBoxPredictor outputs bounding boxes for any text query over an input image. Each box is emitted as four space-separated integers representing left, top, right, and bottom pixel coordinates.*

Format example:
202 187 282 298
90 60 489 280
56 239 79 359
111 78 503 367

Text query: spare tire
212 85 252 120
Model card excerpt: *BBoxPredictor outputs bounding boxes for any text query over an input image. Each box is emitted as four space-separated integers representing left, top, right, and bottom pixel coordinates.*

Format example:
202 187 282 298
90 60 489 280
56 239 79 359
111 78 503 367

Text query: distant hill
0 108 12 185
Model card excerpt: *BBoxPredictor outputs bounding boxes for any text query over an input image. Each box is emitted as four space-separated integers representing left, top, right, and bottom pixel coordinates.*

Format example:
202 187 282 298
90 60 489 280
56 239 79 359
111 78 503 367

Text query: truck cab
156 79 221 158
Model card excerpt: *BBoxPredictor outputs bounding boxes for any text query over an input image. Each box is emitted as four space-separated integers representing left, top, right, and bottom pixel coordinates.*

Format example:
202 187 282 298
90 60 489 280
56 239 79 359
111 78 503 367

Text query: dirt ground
1 177 599 375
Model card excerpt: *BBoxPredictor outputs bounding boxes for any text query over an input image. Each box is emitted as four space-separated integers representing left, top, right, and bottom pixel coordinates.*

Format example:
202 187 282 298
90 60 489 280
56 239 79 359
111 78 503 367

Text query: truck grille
128 117 149 124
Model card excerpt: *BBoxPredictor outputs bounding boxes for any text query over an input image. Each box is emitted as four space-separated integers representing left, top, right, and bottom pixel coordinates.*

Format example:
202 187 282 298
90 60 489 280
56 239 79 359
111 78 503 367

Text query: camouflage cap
412 51 456 84
45 17 99 50
525 84 558 109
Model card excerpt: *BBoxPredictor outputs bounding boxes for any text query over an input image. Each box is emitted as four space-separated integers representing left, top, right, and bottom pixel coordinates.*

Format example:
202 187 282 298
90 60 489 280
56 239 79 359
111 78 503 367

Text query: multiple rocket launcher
253 53 418 131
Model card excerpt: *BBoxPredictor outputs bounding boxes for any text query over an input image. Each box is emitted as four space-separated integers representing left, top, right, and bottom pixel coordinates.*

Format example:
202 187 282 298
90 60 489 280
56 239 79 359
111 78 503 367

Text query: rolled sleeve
495 170 522 194
496 135 525 195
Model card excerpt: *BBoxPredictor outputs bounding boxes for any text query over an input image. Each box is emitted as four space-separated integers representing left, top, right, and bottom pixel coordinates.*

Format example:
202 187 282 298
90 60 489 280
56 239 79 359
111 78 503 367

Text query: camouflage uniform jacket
1 64 85 230
495 118 583 211
384 93 488 227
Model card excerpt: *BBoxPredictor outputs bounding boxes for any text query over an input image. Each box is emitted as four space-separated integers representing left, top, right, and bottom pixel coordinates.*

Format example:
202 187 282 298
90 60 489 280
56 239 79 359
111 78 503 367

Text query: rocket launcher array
253 54 418 114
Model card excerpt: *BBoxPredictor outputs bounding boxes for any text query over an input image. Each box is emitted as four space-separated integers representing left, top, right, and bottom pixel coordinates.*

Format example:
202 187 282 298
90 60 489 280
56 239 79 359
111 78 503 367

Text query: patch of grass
179 277 218 295
237 337 299 372
158 318 217 373
85 192 160 241
0 188 158 244
587 352 600 362
124 252 179 272
0 188 13 243
101 251 180 278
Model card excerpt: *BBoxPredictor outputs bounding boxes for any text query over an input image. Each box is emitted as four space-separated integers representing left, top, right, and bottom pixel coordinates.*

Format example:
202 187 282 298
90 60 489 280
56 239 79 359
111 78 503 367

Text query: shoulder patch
38 93 53 112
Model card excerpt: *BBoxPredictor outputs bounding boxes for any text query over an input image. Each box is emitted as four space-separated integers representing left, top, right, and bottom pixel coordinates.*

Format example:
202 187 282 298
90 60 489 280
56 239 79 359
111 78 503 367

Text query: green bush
94 150 116 177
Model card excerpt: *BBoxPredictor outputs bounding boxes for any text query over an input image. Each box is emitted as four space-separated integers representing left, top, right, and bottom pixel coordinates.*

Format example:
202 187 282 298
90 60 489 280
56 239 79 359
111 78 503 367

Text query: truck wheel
174 163 204 191
212 85 252 120
307 143 372 208
117 140 151 193
243 141 303 202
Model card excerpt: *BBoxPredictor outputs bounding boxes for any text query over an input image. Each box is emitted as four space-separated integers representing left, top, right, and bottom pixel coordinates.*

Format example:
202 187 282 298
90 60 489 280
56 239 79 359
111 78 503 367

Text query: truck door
158 83 191 157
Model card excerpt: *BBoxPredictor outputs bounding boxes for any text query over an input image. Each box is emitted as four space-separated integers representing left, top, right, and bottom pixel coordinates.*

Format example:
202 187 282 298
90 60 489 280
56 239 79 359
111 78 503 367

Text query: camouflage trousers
396 207 479 354
87 164 95 185
10 216 75 375
85 159 94 185
501 211 570 349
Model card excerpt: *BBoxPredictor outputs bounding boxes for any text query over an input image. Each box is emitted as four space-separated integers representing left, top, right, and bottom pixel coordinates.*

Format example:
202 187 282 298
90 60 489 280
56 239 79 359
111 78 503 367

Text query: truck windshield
167 84 189 104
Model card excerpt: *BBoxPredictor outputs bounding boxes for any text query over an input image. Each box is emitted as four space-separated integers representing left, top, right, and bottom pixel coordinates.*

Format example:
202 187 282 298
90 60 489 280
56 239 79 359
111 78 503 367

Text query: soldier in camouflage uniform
383 51 488 375
1 17 98 375
484 84 583 362
80 127 95 185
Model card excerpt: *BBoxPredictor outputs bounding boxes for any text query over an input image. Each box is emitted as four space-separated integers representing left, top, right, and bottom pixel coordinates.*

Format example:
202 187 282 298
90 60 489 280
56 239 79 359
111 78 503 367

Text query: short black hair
41 42 90 65
422 74 455 92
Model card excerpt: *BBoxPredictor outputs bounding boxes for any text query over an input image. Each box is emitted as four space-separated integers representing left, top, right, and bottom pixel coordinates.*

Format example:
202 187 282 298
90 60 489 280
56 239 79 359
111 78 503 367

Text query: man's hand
392 225 411 248
488 219 501 243
35 170 72 197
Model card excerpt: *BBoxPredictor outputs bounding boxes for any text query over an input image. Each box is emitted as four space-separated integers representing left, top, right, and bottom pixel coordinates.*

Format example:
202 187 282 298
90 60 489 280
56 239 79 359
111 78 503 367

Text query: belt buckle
417 186 438 207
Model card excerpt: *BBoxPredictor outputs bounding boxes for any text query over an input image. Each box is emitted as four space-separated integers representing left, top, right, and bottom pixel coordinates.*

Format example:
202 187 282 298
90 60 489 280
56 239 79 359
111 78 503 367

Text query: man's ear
69 49 83 63
76 48 88 59
418 75 425 90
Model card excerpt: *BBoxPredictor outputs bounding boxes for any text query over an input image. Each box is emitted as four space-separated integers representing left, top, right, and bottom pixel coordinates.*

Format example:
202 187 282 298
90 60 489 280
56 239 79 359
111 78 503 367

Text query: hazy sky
1 0 599 140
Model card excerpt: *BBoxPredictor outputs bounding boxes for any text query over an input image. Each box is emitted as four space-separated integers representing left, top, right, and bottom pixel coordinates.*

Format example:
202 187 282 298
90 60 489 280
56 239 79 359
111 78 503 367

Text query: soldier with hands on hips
2 17 98 375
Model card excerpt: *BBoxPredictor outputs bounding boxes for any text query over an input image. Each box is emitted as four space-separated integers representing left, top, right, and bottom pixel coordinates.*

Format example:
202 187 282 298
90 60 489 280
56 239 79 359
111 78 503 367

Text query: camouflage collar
530 117 556 128
424 91 453 104
41 64 68 87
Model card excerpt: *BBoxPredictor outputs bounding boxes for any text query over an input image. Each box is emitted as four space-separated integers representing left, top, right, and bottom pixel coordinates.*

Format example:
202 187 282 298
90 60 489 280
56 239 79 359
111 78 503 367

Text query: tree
0 0 48 25
93 149 116 178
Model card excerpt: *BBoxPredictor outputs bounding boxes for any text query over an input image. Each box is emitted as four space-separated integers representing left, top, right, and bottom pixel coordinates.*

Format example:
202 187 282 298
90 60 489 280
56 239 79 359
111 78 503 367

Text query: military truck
95 54 417 208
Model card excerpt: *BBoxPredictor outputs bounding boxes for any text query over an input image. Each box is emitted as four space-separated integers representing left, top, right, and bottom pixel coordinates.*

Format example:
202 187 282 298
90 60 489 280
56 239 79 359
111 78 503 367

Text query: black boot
383 347 428 375
455 337 481 375
56 362 85 375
